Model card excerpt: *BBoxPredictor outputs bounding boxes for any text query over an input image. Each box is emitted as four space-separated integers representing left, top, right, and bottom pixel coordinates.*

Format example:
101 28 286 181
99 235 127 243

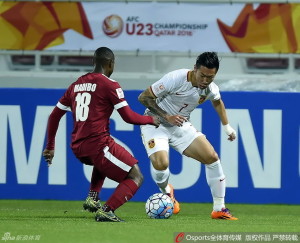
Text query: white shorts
140 121 203 157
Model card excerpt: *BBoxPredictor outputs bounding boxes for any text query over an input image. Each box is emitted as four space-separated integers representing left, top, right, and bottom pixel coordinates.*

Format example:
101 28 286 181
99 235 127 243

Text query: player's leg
141 124 180 214
149 151 180 214
150 152 180 215
141 124 171 194
77 156 105 212
183 136 226 208
94 141 142 222
83 167 105 212
95 164 142 222
103 164 143 213
149 150 170 193
183 135 238 220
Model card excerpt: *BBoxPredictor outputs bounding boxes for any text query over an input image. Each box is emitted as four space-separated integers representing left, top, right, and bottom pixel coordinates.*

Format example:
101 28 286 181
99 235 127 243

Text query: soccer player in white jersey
138 52 238 220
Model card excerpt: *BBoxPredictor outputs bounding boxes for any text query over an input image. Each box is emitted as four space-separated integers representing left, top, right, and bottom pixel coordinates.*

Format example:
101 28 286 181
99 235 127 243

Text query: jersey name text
74 83 97 93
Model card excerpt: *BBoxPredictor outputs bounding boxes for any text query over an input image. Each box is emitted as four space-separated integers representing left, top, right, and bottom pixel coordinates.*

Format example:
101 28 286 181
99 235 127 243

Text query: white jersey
146 69 221 121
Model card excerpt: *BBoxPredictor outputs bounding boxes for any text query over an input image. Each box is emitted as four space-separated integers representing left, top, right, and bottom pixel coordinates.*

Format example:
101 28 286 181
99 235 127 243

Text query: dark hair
93 47 114 65
195 52 219 71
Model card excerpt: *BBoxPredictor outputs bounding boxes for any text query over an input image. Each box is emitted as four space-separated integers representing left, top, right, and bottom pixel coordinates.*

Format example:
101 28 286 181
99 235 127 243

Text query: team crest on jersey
153 83 165 95
198 95 206 104
148 139 155 149
116 88 124 99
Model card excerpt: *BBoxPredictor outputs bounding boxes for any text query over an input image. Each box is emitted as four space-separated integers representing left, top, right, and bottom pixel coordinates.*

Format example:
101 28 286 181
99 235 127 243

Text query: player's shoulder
209 82 219 89
82 73 119 86
167 69 189 78
101 74 118 83
208 82 220 94
69 73 121 94
162 69 189 85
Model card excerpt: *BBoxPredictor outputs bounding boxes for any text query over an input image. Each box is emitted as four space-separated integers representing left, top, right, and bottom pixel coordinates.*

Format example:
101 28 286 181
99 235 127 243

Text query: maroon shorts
77 138 138 183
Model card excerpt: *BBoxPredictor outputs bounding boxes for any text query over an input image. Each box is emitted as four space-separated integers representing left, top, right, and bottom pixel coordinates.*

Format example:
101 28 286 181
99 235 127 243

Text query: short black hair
93 47 114 65
195 52 219 71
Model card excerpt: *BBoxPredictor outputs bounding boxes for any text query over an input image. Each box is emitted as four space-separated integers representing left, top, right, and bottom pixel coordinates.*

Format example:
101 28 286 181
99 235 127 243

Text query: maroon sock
90 167 105 193
105 179 139 211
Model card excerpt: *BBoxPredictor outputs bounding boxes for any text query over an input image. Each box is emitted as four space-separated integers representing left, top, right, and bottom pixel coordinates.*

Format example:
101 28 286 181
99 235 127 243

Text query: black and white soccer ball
145 193 174 219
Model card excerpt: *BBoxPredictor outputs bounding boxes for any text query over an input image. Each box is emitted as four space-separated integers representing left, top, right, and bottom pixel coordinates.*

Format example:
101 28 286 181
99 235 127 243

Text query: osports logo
102 15 123 38
175 232 185 242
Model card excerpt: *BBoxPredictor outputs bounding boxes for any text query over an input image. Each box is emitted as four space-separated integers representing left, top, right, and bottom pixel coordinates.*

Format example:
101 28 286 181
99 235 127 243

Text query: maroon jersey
46 72 154 156
56 73 137 155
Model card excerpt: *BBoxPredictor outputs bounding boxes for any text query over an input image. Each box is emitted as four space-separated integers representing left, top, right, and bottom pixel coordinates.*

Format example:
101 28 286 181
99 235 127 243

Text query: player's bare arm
212 99 228 125
138 88 168 118
138 87 187 127
212 99 236 141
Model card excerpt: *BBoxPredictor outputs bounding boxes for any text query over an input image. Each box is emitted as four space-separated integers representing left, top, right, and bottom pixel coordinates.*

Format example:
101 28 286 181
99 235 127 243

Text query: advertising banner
0 88 299 204
1 2 300 53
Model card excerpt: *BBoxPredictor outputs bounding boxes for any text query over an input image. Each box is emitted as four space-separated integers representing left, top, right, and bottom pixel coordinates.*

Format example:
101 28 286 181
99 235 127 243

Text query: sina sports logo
102 15 123 38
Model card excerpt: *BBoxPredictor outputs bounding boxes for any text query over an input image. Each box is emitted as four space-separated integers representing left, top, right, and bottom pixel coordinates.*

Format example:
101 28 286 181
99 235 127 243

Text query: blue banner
0 88 299 204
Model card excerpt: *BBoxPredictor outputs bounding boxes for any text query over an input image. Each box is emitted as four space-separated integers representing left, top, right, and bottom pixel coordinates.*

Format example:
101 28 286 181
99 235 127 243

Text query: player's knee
153 162 168 171
151 157 169 170
132 171 143 187
150 152 169 171
136 172 144 187
206 151 219 164
128 164 144 187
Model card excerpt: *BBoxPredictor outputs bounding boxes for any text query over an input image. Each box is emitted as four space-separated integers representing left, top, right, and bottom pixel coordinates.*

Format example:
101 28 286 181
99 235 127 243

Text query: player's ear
108 59 114 68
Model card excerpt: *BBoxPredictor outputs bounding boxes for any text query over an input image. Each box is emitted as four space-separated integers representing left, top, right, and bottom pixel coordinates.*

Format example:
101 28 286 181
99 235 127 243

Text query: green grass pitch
0 200 299 243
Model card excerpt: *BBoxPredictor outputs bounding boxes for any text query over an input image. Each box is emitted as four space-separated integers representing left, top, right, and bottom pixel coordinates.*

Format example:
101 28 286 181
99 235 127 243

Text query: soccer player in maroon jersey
42 47 160 222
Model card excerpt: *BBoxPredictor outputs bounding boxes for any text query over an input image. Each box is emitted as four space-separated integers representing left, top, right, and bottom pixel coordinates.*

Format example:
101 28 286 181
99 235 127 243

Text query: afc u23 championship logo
102 15 123 38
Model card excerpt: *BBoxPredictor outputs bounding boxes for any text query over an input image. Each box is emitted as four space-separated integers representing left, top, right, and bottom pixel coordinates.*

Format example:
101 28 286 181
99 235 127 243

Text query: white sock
162 184 171 194
205 160 226 211
213 197 225 212
150 166 170 193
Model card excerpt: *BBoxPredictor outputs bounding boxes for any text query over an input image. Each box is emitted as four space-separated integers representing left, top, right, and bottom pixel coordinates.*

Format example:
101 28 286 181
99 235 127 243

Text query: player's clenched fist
42 149 54 167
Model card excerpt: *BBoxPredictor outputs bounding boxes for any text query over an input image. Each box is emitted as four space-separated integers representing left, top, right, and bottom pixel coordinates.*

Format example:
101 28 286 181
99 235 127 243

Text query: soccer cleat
83 196 102 213
211 208 238 220
167 184 180 214
95 208 124 222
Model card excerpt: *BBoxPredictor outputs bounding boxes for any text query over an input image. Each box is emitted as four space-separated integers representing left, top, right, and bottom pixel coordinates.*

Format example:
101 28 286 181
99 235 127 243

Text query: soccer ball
145 193 174 219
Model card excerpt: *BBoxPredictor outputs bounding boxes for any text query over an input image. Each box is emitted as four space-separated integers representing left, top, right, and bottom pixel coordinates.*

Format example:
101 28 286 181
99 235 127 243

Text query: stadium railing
2 50 300 73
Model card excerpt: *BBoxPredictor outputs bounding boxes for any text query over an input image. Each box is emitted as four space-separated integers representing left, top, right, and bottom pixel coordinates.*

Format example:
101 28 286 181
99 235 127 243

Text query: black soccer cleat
83 196 102 213
95 208 124 222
